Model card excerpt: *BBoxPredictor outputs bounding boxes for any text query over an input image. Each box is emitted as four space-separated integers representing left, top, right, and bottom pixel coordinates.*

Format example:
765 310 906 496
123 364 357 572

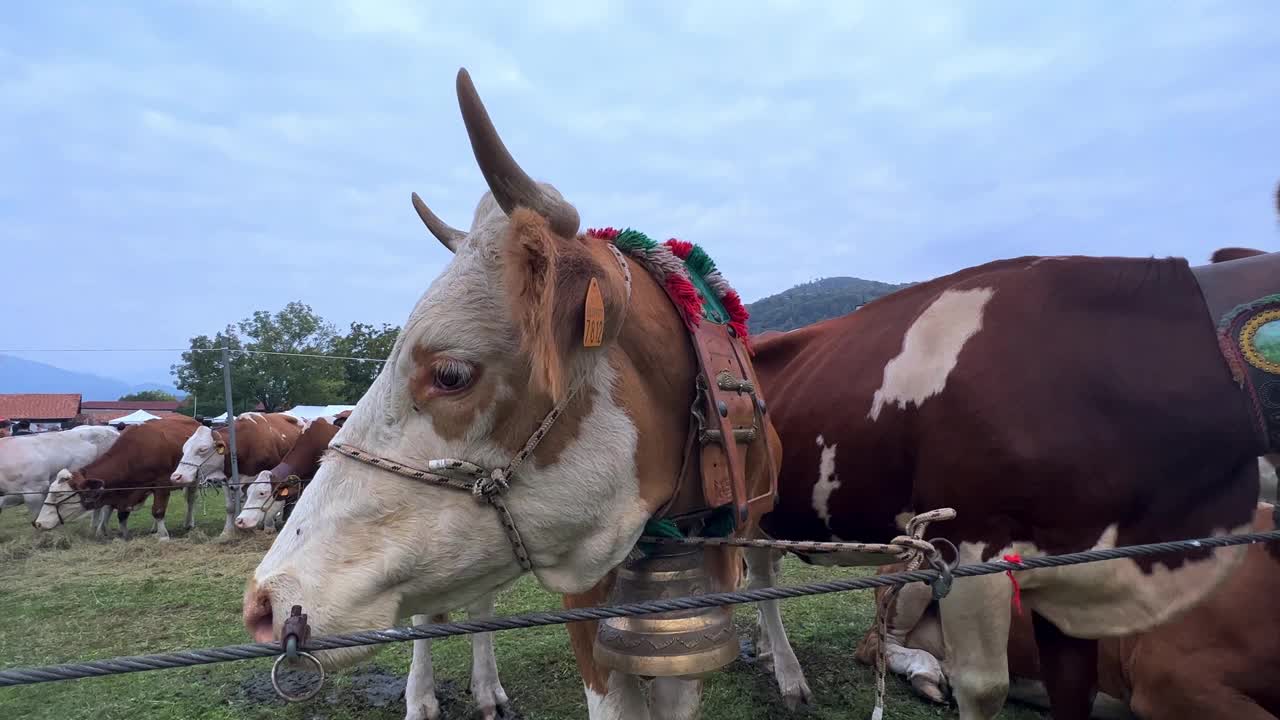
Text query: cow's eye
433 359 474 394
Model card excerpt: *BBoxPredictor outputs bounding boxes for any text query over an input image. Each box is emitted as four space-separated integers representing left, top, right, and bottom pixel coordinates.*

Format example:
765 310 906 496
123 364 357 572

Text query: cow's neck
602 240 699 519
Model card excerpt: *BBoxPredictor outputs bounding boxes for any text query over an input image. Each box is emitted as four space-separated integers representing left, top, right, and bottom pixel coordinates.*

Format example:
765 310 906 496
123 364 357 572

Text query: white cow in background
0 426 121 534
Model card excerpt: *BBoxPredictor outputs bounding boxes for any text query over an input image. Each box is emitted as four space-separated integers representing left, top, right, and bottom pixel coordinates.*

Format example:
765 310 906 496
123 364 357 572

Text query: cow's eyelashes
432 359 475 394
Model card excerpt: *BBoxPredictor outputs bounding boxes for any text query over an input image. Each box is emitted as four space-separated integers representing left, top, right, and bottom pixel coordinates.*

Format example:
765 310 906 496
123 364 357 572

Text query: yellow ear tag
216 446 225 455
278 487 290 498
583 277 605 348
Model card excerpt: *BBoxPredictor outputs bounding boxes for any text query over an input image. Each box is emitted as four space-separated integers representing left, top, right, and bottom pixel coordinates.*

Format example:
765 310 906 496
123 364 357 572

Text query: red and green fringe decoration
587 226 753 351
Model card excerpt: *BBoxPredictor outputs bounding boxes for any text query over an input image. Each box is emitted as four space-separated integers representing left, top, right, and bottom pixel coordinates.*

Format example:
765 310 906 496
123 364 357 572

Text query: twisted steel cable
1 528 1277 688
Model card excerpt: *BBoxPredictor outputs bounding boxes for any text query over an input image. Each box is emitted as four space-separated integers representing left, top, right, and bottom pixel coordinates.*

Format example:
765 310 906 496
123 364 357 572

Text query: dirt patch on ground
230 664 522 719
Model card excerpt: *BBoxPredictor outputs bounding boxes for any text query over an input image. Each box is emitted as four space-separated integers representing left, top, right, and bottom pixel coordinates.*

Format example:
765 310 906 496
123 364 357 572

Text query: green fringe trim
614 229 657 254
643 517 685 540
634 507 736 558
703 506 735 539
684 244 717 278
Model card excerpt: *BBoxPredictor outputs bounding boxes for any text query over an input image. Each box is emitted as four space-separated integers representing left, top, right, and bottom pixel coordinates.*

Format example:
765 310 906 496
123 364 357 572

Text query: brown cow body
35 415 201 540
858 503 1280 719
235 415 343 531
747 250 1271 718
215 412 305 478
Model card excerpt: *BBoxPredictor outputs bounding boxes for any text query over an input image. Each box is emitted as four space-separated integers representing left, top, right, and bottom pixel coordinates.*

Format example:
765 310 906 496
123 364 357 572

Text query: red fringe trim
721 289 752 351
664 274 703 331
664 238 694 259
587 227 620 241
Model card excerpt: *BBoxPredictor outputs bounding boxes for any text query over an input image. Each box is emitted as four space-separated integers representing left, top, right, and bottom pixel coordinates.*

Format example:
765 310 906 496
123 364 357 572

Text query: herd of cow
6 68 1280 720
0 410 350 539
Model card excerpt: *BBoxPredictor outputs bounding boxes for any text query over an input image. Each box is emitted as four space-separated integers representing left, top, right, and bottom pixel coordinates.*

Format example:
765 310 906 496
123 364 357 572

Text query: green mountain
745 276 912 334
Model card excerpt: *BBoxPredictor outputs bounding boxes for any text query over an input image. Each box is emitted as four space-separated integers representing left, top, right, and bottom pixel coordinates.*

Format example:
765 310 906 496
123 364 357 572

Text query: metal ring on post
270 651 325 702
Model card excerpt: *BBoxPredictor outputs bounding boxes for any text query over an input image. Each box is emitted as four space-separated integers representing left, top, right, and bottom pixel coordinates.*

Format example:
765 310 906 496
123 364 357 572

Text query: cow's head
235 470 277 530
171 425 225 486
33 469 102 529
244 69 695 668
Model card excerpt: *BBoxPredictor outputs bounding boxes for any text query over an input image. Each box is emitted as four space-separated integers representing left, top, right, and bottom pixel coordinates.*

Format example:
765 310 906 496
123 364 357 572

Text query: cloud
4 0 1279 381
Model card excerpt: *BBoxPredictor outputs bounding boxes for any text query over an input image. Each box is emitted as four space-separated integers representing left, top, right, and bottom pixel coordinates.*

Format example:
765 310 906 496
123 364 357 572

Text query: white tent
111 410 161 425
206 412 229 425
285 404 356 421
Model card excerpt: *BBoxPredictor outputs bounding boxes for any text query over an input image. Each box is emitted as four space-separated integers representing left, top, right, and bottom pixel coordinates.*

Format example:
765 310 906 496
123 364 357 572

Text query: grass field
0 490 1047 719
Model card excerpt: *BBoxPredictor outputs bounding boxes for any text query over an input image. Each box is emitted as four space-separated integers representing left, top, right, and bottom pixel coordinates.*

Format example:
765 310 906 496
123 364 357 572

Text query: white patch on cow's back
868 287 995 421
812 435 841 531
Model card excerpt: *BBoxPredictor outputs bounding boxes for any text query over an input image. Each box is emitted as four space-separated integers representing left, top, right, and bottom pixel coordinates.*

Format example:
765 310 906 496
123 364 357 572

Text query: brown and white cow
235 415 342 532
170 411 305 535
35 415 202 540
735 245 1276 719
856 502 1280 719
244 68 778 720
242 68 1262 720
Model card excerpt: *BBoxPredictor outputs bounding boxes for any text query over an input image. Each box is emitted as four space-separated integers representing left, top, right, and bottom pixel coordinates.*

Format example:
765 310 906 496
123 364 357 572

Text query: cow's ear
502 208 627 401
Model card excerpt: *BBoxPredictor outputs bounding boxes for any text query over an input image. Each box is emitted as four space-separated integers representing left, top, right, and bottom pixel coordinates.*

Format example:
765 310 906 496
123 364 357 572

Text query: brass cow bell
593 544 738 678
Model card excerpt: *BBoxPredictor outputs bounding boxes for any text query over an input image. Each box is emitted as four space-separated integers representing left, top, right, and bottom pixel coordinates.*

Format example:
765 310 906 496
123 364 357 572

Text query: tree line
169 301 399 415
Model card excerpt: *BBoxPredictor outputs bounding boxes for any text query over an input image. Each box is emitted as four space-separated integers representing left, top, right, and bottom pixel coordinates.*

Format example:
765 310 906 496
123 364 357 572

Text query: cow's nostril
243 584 276 643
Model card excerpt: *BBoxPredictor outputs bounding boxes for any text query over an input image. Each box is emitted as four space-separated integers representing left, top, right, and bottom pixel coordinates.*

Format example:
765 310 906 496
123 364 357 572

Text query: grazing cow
244 69 780 720
733 238 1280 719
235 416 341 531
856 502 1280 719
0 426 120 535
170 412 305 535
35 415 202 540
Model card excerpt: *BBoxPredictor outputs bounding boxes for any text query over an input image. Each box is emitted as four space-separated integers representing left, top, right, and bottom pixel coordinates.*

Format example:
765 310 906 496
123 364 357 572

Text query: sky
2 1 1278 384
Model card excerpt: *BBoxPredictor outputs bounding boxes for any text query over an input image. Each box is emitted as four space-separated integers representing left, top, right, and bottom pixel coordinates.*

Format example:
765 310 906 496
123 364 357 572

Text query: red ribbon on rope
1003 553 1024 615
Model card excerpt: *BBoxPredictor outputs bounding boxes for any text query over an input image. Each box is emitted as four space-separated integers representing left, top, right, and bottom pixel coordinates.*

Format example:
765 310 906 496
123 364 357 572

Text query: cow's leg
22 493 41 517
882 580 949 703
221 480 237 536
939 545 1014 720
151 490 171 542
587 673 650 720
404 613 444 720
95 506 112 537
117 509 131 540
465 593 509 720
565 578 650 720
650 677 703 720
745 546 812 708
1031 611 1098 720
183 486 197 531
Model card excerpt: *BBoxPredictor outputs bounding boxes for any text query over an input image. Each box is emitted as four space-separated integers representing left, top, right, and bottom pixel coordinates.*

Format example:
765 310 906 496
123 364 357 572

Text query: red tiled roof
82 400 182 412
0 394 82 421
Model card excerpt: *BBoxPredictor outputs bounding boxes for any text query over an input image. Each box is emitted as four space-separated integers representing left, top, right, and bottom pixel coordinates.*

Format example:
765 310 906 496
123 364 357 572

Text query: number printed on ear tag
584 277 605 348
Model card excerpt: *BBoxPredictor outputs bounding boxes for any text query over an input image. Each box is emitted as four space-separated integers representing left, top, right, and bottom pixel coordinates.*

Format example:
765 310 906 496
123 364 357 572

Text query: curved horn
455 68 580 239
411 192 465 253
